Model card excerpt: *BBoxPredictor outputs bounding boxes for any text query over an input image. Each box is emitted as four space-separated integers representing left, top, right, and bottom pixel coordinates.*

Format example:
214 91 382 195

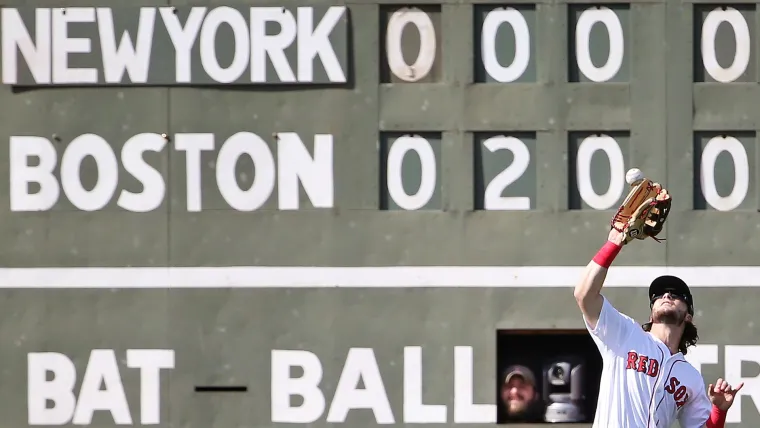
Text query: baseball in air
625 168 644 185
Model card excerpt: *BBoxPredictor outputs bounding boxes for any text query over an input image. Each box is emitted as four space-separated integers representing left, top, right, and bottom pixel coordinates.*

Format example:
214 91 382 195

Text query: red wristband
592 241 622 268
706 405 726 428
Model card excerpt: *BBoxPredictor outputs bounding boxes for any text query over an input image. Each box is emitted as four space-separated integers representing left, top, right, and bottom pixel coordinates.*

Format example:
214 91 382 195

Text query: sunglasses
650 292 689 305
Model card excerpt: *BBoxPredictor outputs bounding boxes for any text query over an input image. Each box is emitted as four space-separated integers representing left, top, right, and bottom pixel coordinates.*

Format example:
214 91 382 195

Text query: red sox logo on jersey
664 376 690 409
626 352 690 409
626 351 660 377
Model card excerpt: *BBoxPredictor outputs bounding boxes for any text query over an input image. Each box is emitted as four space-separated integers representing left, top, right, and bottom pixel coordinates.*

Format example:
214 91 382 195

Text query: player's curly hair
641 321 699 355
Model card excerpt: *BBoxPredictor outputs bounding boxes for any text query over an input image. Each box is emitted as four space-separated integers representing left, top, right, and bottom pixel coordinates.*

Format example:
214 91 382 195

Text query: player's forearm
705 405 727 428
574 261 608 301
573 260 608 323
573 237 623 325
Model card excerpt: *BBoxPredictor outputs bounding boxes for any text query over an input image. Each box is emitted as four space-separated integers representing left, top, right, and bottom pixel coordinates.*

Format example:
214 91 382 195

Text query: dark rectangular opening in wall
496 329 602 424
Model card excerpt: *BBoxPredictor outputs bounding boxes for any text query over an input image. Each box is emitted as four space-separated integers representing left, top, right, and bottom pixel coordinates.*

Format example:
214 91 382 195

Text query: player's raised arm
574 230 624 329
574 168 673 330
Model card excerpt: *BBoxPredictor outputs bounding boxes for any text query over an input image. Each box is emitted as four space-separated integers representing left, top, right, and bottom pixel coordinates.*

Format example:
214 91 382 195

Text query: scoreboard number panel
694 5 756 83
568 132 630 211
693 133 757 212
568 5 630 83
473 5 537 83
474 133 537 211
380 133 442 211
380 6 442 84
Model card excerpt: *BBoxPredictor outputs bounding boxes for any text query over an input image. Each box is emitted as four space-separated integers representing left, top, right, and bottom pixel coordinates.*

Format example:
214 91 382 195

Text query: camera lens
551 366 565 380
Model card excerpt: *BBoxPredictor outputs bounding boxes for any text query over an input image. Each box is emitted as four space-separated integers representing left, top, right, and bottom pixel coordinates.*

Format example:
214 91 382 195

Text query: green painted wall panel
0 1 760 427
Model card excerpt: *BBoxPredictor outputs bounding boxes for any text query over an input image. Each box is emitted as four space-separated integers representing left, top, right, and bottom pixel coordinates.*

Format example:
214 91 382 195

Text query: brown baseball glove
611 176 672 245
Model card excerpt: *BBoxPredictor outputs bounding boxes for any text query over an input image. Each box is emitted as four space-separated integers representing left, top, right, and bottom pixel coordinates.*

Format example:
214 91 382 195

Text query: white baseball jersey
583 296 711 428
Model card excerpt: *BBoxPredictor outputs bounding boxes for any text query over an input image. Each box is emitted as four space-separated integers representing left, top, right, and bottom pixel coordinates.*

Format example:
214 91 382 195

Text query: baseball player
573 174 743 428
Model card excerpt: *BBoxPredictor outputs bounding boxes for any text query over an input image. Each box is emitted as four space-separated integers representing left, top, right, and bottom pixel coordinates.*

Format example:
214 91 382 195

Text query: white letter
277 133 333 210
174 133 215 212
60 134 119 211
576 134 625 210
700 136 749 211
52 8 98 84
97 7 155 84
483 136 530 210
72 350 132 425
386 135 436 210
271 350 326 423
454 346 495 423
575 7 623 82
327 348 394 424
10 136 60 212
724 345 760 423
2 8 51 84
404 347 447 423
216 132 275 211
386 8 436 82
127 349 175 424
702 7 750 83
160 7 206 83
118 133 167 212
250 8 297 82
28 352 77 425
199 7 249 83
481 8 530 83
297 6 346 82
684 344 719 373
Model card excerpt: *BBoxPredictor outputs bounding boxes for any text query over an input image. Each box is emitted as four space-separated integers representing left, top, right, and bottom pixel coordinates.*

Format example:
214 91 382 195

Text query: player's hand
708 378 744 411
607 228 624 246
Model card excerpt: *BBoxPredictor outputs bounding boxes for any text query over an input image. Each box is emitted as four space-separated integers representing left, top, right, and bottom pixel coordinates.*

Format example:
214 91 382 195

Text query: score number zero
383 134 752 212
